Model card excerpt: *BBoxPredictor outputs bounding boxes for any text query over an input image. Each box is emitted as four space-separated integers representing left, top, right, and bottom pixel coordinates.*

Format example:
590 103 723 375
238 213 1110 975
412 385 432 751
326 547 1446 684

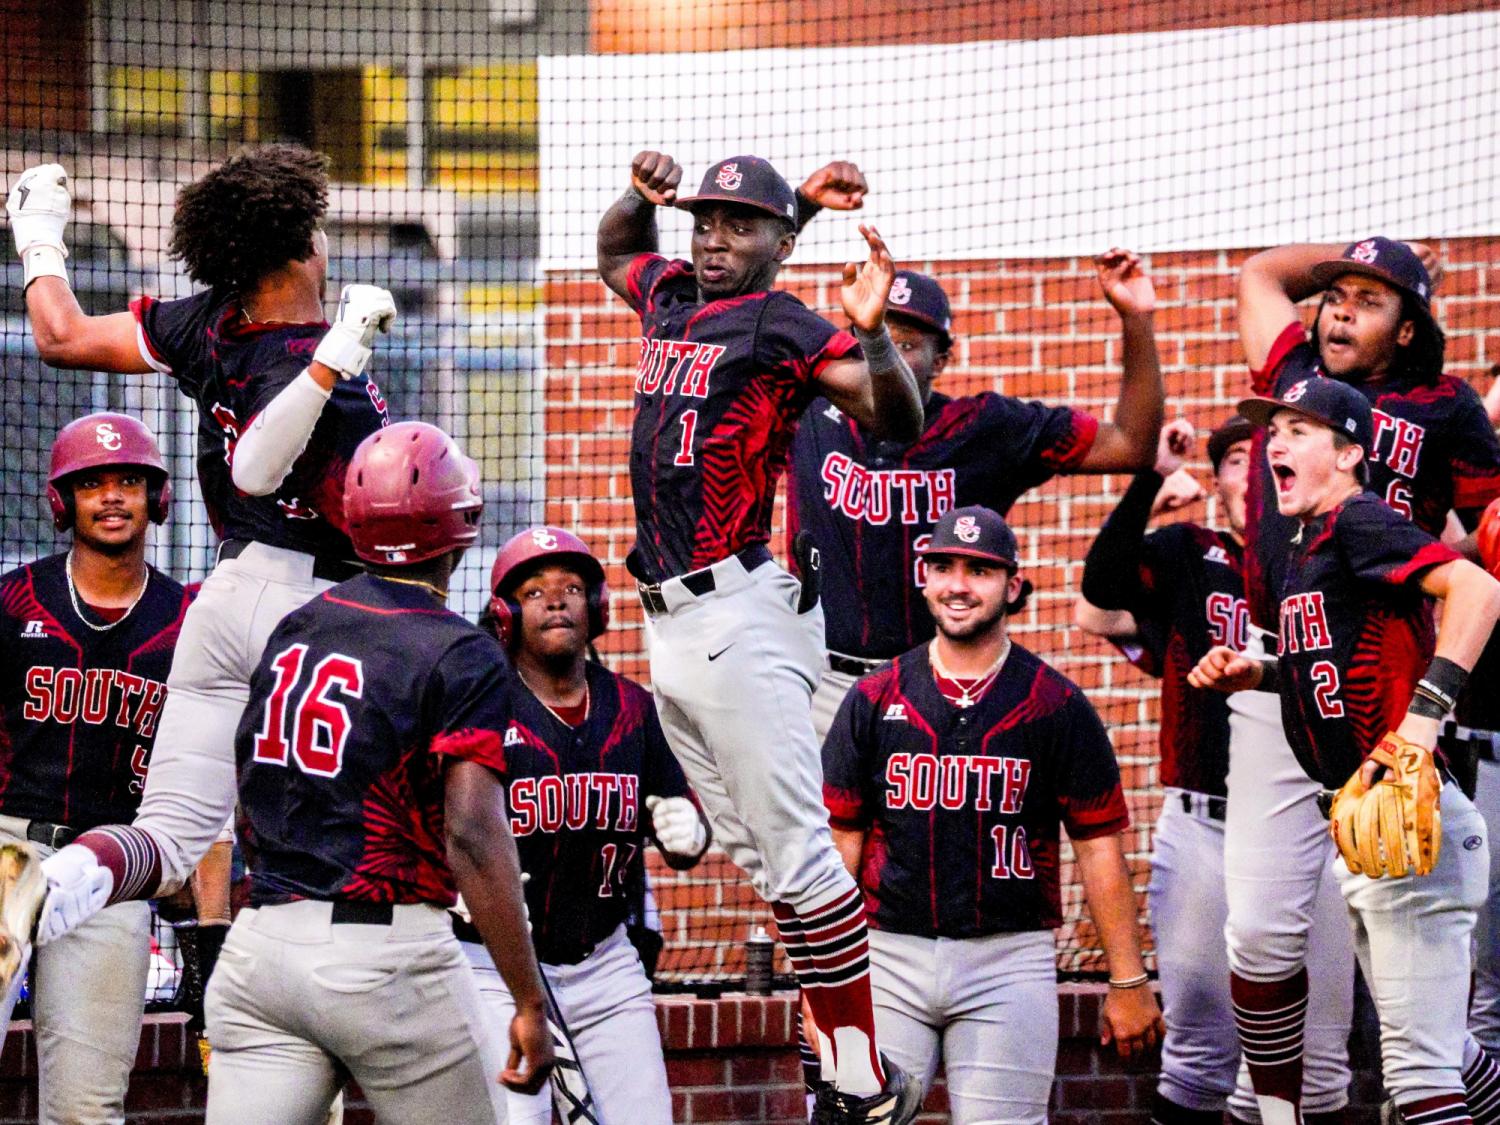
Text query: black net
3 0 1497 992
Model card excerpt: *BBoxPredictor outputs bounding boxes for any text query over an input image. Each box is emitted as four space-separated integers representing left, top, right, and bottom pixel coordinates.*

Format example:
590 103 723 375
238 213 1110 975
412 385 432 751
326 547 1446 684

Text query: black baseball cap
1237 376 1374 454
885 270 954 348
1207 414 1257 472
1308 237 1433 310
916 505 1019 568
675 156 798 227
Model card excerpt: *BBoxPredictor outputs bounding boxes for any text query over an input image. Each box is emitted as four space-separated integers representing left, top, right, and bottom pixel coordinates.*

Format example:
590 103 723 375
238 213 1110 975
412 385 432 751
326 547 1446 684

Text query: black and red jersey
787 391 1097 660
620 253 860 582
0 554 192 828
1244 321 1500 631
821 643 1128 938
1274 494 1458 787
131 289 391 560
501 661 694 965
233 574 512 907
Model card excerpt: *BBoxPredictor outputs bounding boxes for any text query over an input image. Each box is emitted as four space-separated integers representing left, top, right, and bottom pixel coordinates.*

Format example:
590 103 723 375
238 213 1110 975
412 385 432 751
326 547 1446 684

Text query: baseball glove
1329 732 1442 878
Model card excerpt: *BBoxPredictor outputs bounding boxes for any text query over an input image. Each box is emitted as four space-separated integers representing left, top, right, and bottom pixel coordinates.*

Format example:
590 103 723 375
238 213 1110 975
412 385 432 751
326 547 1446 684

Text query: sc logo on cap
889 277 913 306
95 422 122 451
954 516 980 543
1283 380 1310 403
715 163 743 191
1351 239 1379 265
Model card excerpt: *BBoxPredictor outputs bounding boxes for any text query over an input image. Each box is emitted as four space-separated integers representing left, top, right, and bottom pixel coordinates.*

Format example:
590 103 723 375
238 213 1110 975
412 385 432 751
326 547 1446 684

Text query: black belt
1178 792 1227 822
829 653 886 677
636 545 772 616
330 901 395 926
26 821 76 849
218 539 363 584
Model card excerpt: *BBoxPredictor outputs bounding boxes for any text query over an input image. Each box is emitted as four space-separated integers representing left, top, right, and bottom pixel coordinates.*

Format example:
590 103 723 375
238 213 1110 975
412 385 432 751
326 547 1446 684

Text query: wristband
312 325 371 381
22 244 67 289
1420 656 1468 709
854 324 898 372
1407 691 1449 720
794 188 823 230
1107 972 1150 990
1257 660 1281 694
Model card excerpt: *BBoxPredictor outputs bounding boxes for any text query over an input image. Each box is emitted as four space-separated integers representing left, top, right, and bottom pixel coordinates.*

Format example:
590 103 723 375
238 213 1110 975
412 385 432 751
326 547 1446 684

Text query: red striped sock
1231 968 1308 1117
1399 1093 1473 1125
1464 1040 1500 1125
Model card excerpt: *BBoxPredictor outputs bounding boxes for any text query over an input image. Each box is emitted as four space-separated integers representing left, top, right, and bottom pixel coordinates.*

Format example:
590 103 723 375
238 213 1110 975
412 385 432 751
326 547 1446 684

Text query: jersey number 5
252 643 365 778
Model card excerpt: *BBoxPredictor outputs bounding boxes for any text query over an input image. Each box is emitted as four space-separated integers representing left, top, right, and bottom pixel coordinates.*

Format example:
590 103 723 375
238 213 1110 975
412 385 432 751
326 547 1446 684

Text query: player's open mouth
700 264 730 284
1272 463 1296 493
1324 330 1354 353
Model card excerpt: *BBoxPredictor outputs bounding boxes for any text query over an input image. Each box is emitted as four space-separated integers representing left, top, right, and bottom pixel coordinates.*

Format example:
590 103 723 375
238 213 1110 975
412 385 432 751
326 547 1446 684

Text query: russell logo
1466 835 1485 851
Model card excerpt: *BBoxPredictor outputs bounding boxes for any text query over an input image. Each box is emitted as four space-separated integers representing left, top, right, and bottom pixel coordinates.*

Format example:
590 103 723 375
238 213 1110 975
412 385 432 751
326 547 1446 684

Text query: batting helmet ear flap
46 471 170 531
488 592 523 650
47 483 72 531
146 476 172 524
587 580 610 641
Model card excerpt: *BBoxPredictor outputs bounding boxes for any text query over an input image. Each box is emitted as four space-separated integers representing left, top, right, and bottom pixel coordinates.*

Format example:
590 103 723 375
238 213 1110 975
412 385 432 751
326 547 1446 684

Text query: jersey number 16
252 643 365 778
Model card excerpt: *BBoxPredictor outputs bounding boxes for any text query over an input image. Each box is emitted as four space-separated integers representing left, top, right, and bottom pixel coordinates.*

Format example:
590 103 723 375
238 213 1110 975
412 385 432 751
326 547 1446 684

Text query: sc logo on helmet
95 422 122 451
530 528 559 550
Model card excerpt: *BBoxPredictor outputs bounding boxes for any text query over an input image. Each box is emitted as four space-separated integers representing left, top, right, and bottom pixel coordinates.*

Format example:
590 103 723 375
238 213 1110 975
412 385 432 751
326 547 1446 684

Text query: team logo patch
889 277 913 306
530 528 559 550
95 422 122 451
21 620 45 639
1351 239 1380 265
883 703 907 722
1283 380 1310 404
953 516 980 543
504 726 523 748
1466 835 1485 851
1203 545 1230 565
714 163 743 191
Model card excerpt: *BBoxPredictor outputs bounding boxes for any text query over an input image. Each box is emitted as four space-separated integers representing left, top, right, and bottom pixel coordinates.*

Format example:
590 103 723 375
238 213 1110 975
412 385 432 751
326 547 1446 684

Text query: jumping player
1076 416 1347 1124
1192 378 1500 1124
822 505 1163 1123
597 149 924 1122
465 526 711 1125
193 422 551 1122
0 413 191 1120
6 148 398 932
1222 237 1500 1124
789 261 1163 740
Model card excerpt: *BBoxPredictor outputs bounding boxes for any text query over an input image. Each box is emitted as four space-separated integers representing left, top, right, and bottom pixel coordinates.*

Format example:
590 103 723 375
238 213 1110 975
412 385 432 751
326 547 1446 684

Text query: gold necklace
929 636 1012 709
517 668 589 727
373 574 448 600
65 551 149 633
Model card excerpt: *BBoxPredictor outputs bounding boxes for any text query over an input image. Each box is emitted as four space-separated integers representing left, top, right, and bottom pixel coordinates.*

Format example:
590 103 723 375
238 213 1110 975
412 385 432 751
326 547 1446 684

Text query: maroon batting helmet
488 527 609 649
48 412 172 531
343 422 482 565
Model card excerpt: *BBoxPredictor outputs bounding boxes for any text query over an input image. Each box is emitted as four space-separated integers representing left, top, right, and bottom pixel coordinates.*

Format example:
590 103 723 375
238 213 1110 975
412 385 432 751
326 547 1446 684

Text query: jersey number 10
252 643 365 778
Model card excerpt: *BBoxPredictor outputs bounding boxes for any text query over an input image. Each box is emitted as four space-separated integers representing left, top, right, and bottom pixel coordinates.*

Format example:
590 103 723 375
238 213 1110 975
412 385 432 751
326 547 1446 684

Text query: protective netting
3 0 1498 990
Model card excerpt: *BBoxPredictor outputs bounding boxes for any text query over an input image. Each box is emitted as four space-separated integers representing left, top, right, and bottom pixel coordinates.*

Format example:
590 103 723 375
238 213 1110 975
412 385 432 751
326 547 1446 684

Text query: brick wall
1 989 1390 1123
545 239 1500 975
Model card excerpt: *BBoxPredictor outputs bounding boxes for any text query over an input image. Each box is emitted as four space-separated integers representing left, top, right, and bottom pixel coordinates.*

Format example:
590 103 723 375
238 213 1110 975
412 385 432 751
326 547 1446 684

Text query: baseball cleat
0 843 45 991
810 1055 922 1125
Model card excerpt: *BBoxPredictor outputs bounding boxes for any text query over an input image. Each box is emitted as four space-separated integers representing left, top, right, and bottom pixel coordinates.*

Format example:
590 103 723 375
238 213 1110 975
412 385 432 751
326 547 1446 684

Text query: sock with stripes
1397 1093 1472 1124
1463 1037 1500 1125
1231 968 1309 1124
796 1003 828 1093
773 891 885 1096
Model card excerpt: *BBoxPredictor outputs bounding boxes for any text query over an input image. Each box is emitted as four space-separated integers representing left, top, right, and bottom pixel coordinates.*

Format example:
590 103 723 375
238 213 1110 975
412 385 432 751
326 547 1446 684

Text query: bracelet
1414 678 1457 715
1407 692 1448 720
1107 972 1150 990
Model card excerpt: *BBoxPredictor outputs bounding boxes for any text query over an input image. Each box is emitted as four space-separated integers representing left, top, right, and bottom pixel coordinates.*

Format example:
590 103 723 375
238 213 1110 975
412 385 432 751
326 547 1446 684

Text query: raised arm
793 161 868 233
8 165 152 372
814 224 922 441
597 151 682 301
1075 250 1163 472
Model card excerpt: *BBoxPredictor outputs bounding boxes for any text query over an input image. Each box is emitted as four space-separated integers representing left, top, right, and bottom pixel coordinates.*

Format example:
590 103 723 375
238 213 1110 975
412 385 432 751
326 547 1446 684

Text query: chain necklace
517 667 589 728
65 551 149 633
372 573 448 600
929 636 1012 709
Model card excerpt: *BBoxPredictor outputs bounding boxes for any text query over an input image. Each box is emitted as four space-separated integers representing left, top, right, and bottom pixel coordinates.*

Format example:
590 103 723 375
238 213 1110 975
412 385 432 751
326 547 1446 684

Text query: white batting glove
646 795 707 858
313 284 397 380
7 164 71 288
36 844 113 945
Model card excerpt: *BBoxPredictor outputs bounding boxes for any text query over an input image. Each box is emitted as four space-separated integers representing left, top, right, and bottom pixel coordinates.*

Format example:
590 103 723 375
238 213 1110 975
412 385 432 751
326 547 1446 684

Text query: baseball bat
539 967 602 1125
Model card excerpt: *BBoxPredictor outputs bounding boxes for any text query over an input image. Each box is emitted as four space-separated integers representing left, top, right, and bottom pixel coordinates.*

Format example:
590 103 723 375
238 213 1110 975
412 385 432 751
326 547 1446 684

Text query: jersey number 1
674 410 698 466
252 643 365 778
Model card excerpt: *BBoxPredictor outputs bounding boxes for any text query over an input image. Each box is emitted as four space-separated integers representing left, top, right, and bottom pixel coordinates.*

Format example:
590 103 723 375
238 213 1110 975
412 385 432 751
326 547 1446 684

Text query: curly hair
169 144 329 295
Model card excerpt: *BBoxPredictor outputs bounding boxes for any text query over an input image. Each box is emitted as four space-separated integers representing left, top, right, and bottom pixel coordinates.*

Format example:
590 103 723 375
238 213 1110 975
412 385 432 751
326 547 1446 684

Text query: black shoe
810 1056 922 1125
1380 1099 1404 1125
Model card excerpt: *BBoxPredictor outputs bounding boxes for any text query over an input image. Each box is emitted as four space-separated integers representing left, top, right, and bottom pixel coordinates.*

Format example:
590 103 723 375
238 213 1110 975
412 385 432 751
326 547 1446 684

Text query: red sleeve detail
1385 540 1462 586
806 329 862 383
1249 321 1309 395
1454 467 1500 513
822 782 866 830
430 728 508 774
1060 785 1131 840
1042 410 1100 472
128 295 169 366
624 253 665 311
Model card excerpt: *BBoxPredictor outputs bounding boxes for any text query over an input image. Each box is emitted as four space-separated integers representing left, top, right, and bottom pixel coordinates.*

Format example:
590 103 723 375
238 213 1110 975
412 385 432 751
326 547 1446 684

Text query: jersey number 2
1310 660 1344 719
252 643 365 778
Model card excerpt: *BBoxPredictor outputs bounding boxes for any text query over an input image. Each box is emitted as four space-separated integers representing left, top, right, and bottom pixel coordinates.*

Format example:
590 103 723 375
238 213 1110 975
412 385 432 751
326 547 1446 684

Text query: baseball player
788 261 1164 741
822 504 1164 1123
1192 377 1500 1124
463 526 712 1125
597 150 925 1123
1223 237 1500 1124
203 422 551 1122
5 148 399 941
0 412 191 1123
1075 414 1358 1125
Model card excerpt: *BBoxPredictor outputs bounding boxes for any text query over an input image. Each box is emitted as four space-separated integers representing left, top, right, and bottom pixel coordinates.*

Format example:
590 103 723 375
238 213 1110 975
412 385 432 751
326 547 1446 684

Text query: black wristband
794 189 823 231
1257 660 1281 694
1422 656 1469 706
1407 691 1449 720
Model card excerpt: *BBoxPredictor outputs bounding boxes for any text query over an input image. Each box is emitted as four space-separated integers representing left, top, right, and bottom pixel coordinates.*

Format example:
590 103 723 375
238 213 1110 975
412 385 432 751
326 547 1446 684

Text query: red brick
667 1054 729 1086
